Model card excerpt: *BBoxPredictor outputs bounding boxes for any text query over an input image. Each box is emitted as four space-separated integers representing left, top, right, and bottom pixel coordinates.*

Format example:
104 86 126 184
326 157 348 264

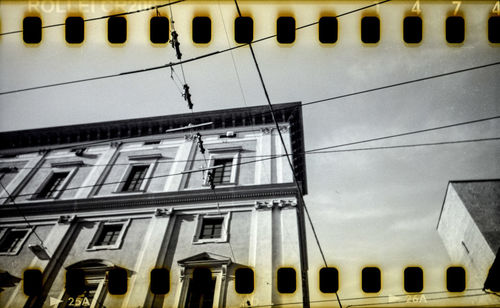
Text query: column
164 138 194 192
121 209 174 308
276 125 293 183
87 142 122 197
6 216 78 308
255 128 273 185
248 201 274 306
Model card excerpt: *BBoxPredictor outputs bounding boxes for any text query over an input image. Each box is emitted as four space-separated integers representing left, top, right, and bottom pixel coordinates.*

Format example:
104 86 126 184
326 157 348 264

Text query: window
193 214 230 244
212 158 233 184
122 165 148 192
95 224 122 246
199 218 223 239
87 220 130 250
0 228 30 255
203 149 241 188
36 172 69 199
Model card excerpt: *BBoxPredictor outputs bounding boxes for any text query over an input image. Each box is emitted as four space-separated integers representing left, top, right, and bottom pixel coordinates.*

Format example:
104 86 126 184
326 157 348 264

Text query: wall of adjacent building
437 184 496 288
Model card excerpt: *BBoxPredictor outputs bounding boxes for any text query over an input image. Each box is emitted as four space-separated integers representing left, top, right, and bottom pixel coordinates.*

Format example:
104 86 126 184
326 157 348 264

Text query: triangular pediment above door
177 252 232 267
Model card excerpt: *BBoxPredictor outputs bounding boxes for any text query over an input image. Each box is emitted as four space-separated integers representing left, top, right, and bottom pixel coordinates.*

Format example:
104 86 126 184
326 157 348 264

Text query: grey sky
1 0 499 303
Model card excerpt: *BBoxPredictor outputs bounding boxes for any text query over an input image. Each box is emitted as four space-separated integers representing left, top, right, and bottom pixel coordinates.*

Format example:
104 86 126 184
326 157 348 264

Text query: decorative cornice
128 153 163 160
254 199 297 210
58 215 77 224
0 102 307 195
279 125 290 133
260 127 273 135
155 208 174 217
0 184 298 217
51 160 84 168
110 141 121 148
184 134 196 141
206 145 242 153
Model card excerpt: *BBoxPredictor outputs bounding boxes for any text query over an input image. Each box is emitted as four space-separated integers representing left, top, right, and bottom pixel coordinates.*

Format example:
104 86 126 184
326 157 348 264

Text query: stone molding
155 208 174 217
254 199 297 210
57 215 77 224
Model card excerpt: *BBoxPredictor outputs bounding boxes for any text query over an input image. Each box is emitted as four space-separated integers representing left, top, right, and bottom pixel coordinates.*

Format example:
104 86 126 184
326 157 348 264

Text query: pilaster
122 209 174 308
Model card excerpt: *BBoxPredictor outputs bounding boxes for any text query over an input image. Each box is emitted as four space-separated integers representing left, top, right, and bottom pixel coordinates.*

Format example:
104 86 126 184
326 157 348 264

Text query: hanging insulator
171 31 182 60
196 132 205 154
207 170 215 190
183 84 193 109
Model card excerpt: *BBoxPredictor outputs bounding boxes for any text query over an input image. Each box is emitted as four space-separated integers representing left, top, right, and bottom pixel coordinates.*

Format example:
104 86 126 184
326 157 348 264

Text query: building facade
437 180 500 288
0 102 309 308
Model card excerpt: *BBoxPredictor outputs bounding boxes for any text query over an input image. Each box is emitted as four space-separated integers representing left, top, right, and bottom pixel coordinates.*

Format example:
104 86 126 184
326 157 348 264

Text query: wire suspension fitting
196 132 205 154
183 84 193 109
207 170 215 190
170 31 182 60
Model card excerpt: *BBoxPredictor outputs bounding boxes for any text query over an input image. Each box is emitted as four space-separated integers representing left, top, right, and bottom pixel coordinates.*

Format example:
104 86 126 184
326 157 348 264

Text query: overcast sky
1 0 499 304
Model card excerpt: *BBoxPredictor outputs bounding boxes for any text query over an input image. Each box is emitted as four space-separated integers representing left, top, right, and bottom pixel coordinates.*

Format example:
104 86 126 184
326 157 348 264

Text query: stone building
436 179 500 288
0 102 309 308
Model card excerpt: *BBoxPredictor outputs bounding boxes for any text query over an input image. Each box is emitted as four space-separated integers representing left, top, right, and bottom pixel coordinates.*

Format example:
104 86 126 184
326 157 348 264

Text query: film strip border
3 1 500 45
19 265 498 297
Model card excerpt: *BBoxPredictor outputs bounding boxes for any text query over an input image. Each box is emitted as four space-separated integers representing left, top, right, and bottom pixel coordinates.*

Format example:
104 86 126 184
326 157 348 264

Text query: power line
2 136 498 172
0 0 185 36
232 1 339 307
308 137 500 154
0 0 396 96
2 61 498 155
1 124 499 200
306 115 500 153
302 61 500 107
0 182 47 248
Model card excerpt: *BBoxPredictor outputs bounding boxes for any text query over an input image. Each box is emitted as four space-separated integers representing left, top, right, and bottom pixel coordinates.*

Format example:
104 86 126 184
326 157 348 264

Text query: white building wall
437 185 496 287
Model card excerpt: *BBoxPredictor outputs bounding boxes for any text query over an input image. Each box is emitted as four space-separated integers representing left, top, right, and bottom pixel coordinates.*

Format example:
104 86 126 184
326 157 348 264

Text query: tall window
0 229 29 254
36 172 69 199
122 165 149 192
199 218 223 239
212 159 232 184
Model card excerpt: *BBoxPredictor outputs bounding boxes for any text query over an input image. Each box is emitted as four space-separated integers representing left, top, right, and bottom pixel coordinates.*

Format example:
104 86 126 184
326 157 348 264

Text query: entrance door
185 268 216 308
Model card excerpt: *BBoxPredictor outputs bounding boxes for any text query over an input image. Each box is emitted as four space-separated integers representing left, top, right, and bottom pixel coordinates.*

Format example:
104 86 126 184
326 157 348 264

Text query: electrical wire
194 132 238 262
302 61 500 108
232 1 333 307
0 0 398 96
0 182 47 250
167 0 192 112
0 0 185 36
1 136 498 173
306 115 500 153
308 137 500 154
1 136 499 200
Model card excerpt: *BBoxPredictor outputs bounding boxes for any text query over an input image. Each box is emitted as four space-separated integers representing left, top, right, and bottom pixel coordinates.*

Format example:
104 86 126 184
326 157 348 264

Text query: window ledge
192 238 228 245
86 245 121 251
0 252 20 256
111 190 146 195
